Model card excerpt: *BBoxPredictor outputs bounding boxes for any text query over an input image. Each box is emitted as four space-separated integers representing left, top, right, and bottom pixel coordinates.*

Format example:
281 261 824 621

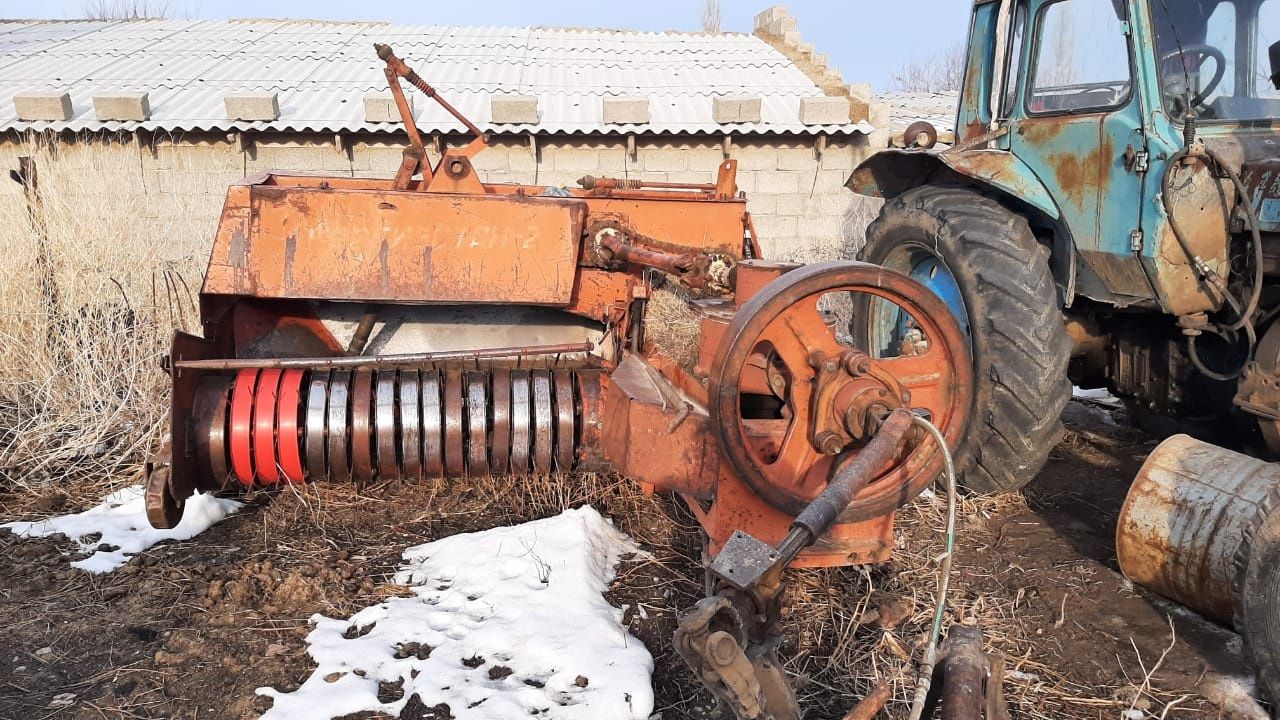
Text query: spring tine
552 370 576 472
489 369 511 474
421 370 444 478
375 370 400 481
510 370 531 476
531 370 554 474
328 371 353 483
351 371 375 485
466 372 490 475
399 369 422 480
443 370 465 477
229 369 259 487
305 371 330 481
276 369 306 483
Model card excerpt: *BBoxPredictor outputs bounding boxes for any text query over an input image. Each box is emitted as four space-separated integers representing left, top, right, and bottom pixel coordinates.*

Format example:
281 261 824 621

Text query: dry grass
0 134 218 492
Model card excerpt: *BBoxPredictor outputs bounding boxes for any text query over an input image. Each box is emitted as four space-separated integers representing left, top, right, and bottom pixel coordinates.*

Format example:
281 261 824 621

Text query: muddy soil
0 400 1268 719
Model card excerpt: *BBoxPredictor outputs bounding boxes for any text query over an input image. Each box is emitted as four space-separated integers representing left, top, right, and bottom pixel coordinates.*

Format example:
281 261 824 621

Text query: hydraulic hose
1164 144 1266 380
906 413 958 720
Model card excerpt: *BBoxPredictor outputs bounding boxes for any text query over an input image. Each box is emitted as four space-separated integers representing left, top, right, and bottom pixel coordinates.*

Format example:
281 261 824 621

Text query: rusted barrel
1116 434 1279 623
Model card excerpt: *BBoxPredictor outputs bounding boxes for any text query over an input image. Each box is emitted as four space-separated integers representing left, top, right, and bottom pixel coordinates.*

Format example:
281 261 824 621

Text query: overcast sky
0 0 970 91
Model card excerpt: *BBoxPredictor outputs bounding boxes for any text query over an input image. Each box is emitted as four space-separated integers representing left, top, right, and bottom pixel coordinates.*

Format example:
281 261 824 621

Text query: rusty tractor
142 44 998 718
850 0 1280 710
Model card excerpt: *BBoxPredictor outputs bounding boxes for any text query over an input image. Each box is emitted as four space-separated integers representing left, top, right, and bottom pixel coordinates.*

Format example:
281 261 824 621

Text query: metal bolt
815 431 845 455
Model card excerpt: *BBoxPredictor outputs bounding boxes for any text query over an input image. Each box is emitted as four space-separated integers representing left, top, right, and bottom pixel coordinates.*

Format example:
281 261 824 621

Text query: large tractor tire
1236 492 1280 716
857 186 1072 493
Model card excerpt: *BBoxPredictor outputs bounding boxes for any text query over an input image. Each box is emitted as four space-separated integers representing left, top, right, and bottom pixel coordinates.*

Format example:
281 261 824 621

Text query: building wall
0 131 884 314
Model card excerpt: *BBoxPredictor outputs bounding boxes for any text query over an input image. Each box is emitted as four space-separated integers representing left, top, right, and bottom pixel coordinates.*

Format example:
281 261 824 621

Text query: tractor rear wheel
856 186 1072 493
1236 492 1280 715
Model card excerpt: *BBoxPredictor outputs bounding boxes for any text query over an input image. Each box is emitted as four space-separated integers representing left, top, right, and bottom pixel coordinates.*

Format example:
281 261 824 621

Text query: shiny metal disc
304 371 330 481
510 370 531 476
399 370 422 480
375 371 400 481
327 371 352 483
531 370 554 474
421 370 444 478
466 372 490 475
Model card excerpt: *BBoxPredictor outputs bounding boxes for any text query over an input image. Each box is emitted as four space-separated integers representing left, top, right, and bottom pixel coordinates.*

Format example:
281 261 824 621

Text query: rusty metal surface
176 342 598 371
553 371 576 471
939 626 989 720
489 369 511 474
443 371 465 477
709 260 973 520
350 371 375 484
191 376 231 490
1116 433 1279 623
204 188 588 306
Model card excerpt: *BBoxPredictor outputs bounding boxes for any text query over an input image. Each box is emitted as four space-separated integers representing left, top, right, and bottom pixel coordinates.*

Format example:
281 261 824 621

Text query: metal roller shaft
197 366 596 487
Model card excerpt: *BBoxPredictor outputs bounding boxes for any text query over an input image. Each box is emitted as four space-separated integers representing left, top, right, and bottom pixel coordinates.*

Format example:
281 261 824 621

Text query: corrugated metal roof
881 91 958 134
0 19 872 137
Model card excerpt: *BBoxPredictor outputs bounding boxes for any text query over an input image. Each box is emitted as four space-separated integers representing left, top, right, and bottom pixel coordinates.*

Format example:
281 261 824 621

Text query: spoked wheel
709 261 973 520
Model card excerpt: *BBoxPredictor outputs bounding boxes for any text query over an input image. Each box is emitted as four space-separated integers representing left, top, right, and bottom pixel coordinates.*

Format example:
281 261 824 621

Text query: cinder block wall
0 131 884 289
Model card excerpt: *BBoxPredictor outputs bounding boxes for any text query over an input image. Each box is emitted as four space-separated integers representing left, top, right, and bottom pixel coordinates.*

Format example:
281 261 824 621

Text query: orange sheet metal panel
204 185 587 306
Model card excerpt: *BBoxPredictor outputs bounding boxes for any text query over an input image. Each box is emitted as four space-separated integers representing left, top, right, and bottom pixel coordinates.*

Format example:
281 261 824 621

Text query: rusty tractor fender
847 146 1077 305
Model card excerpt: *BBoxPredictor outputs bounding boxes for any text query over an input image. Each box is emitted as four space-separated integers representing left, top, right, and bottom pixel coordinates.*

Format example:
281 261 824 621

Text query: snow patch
1072 386 1122 407
257 506 654 720
2 485 242 572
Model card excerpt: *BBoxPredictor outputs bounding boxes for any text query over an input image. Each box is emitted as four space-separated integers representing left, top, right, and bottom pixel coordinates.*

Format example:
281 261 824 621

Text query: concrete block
13 91 72 121
224 92 279 121
867 101 891 129
781 30 802 47
687 147 726 172
550 147 600 173
755 6 788 30
602 96 650 125
767 16 798 36
776 147 817 171
812 53 827 69
734 147 778 171
491 94 539 124
364 92 407 123
642 148 687 172
745 194 776 214
756 171 802 194
847 83 873 102
713 96 762 124
797 42 814 57
93 92 150 121
799 96 850 125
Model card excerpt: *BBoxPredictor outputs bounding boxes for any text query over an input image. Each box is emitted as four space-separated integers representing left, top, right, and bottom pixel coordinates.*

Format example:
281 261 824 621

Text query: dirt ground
0 398 1270 720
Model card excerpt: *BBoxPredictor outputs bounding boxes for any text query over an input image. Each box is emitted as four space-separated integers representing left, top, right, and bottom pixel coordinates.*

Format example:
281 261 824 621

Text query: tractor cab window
1151 0 1280 121
1028 0 1134 114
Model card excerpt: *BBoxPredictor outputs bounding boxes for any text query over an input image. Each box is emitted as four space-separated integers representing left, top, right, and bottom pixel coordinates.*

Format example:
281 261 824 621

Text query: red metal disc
253 368 284 484
489 369 511 474
443 371 465 476
466 372 490 475
276 368 306 484
229 369 259 487
327 372 352 483
552 370 576 472
351 371 375 484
